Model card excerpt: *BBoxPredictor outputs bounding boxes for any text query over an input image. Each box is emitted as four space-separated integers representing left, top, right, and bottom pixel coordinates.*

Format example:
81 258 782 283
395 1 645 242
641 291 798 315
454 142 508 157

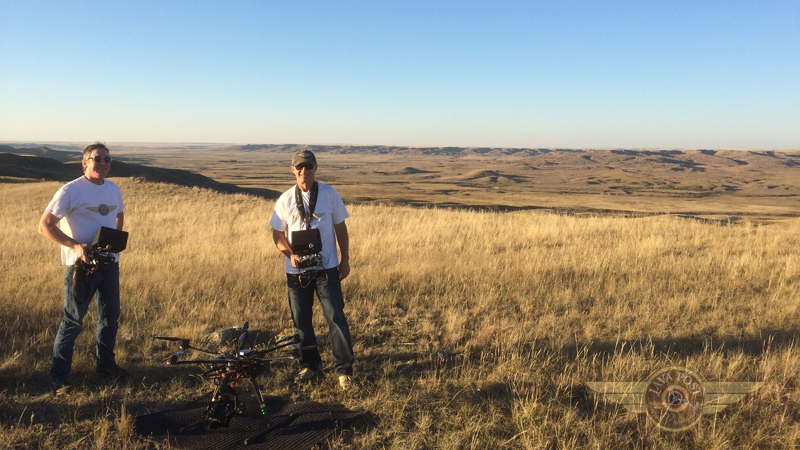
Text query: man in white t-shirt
39 142 128 395
269 149 354 391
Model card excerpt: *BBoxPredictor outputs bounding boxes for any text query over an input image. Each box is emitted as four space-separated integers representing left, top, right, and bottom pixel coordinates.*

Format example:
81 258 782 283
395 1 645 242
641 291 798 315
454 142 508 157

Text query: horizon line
1 141 797 152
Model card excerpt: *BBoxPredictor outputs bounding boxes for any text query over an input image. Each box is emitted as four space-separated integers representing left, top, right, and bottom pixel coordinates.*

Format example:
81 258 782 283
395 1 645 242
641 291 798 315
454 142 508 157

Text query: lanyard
294 181 319 230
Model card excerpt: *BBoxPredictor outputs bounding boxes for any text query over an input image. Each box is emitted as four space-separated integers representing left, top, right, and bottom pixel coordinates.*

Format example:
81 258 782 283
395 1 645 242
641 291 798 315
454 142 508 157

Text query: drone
154 322 311 444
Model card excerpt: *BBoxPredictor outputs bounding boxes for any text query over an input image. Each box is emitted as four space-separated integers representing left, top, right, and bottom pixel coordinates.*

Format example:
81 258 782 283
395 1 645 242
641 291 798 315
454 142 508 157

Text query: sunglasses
86 156 113 163
295 163 315 171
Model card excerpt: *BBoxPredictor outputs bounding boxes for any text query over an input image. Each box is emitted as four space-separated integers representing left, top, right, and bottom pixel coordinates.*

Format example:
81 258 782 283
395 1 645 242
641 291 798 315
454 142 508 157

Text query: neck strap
294 181 319 230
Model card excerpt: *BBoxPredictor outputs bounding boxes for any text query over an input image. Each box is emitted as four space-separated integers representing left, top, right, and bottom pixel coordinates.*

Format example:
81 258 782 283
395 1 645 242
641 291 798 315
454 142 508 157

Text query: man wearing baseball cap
269 149 354 391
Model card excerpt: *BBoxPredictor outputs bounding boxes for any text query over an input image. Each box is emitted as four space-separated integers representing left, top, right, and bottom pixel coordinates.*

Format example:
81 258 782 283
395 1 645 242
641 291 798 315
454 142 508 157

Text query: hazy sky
1 1 798 149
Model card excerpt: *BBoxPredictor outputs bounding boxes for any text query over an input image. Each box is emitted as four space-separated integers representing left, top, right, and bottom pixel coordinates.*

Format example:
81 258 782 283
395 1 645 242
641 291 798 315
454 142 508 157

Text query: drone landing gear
179 376 277 441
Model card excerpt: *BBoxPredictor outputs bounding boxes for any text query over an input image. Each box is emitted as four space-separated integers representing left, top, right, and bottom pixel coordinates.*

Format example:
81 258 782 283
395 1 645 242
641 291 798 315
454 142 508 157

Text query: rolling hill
0 144 82 162
0 152 279 198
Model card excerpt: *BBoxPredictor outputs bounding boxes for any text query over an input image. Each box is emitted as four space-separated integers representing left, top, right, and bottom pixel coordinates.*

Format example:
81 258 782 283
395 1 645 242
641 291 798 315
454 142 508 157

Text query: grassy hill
0 152 279 198
0 144 82 163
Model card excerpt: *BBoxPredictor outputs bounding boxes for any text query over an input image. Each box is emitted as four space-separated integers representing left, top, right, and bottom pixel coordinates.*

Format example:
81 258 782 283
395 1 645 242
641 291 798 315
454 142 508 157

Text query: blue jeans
50 263 121 382
287 268 354 376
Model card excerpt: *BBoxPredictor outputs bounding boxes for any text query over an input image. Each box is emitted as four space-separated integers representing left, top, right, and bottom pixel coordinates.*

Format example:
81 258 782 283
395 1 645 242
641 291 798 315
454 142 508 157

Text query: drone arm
250 356 296 363
185 346 220 356
153 336 184 341
170 358 234 365
258 341 297 354
257 338 314 354
153 336 218 355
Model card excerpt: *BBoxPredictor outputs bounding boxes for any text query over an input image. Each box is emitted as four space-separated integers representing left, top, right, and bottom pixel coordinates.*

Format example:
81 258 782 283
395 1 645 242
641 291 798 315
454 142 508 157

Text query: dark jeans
287 268 354 376
50 263 121 382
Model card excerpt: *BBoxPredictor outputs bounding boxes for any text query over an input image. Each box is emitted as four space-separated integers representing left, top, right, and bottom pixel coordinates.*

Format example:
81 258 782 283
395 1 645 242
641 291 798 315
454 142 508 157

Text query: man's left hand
338 260 350 280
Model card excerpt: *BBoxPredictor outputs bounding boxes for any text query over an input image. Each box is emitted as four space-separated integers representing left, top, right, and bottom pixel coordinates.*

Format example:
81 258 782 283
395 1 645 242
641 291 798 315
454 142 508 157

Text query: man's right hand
73 243 91 264
39 211 92 263
272 228 297 267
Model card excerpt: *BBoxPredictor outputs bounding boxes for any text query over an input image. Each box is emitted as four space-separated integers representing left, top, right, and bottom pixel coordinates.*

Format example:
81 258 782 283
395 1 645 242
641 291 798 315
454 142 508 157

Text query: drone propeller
154 336 192 351
153 336 183 341
154 335 219 357
237 322 250 350
273 328 304 344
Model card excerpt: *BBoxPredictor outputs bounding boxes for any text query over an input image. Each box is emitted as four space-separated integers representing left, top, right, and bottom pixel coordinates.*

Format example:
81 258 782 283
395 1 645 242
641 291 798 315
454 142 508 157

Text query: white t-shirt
46 176 125 265
269 182 349 274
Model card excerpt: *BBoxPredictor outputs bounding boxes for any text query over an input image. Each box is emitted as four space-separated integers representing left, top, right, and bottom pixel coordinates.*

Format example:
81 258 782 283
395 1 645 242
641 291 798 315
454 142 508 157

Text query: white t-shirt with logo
269 182 349 274
46 176 125 265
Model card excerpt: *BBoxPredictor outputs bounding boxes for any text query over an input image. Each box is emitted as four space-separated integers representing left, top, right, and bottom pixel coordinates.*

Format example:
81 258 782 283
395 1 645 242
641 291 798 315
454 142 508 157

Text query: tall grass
0 179 798 448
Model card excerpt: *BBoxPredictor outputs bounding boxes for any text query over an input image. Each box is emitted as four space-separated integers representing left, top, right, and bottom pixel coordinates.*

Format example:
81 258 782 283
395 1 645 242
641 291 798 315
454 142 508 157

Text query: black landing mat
134 393 362 450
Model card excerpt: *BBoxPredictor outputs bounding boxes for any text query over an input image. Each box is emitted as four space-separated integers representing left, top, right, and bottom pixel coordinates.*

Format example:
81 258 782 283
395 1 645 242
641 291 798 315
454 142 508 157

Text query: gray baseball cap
292 149 317 167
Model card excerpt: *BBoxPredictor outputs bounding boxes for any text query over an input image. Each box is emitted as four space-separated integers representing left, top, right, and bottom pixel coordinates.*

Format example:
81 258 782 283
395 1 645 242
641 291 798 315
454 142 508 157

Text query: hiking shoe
51 380 72 396
294 368 318 383
96 364 130 379
338 375 353 391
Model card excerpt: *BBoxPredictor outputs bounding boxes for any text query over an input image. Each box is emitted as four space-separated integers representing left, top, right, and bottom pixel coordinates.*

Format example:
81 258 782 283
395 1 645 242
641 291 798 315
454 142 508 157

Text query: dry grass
0 179 798 449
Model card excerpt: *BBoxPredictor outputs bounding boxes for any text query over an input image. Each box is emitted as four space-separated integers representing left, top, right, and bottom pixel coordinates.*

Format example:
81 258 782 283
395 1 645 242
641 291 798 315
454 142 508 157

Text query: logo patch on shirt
87 204 117 216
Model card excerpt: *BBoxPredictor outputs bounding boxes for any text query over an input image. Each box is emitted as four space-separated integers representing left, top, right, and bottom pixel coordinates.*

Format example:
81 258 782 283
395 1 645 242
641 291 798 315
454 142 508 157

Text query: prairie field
0 178 799 449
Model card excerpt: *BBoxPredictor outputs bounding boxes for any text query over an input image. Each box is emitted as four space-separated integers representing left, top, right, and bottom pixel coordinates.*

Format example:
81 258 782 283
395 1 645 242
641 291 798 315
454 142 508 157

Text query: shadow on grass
356 328 799 389
0 363 211 427
554 328 800 361
348 327 799 438
2 327 796 438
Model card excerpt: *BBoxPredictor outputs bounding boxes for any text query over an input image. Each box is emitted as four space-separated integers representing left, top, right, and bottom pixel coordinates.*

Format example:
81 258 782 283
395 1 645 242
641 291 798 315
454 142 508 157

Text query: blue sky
1 1 798 149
